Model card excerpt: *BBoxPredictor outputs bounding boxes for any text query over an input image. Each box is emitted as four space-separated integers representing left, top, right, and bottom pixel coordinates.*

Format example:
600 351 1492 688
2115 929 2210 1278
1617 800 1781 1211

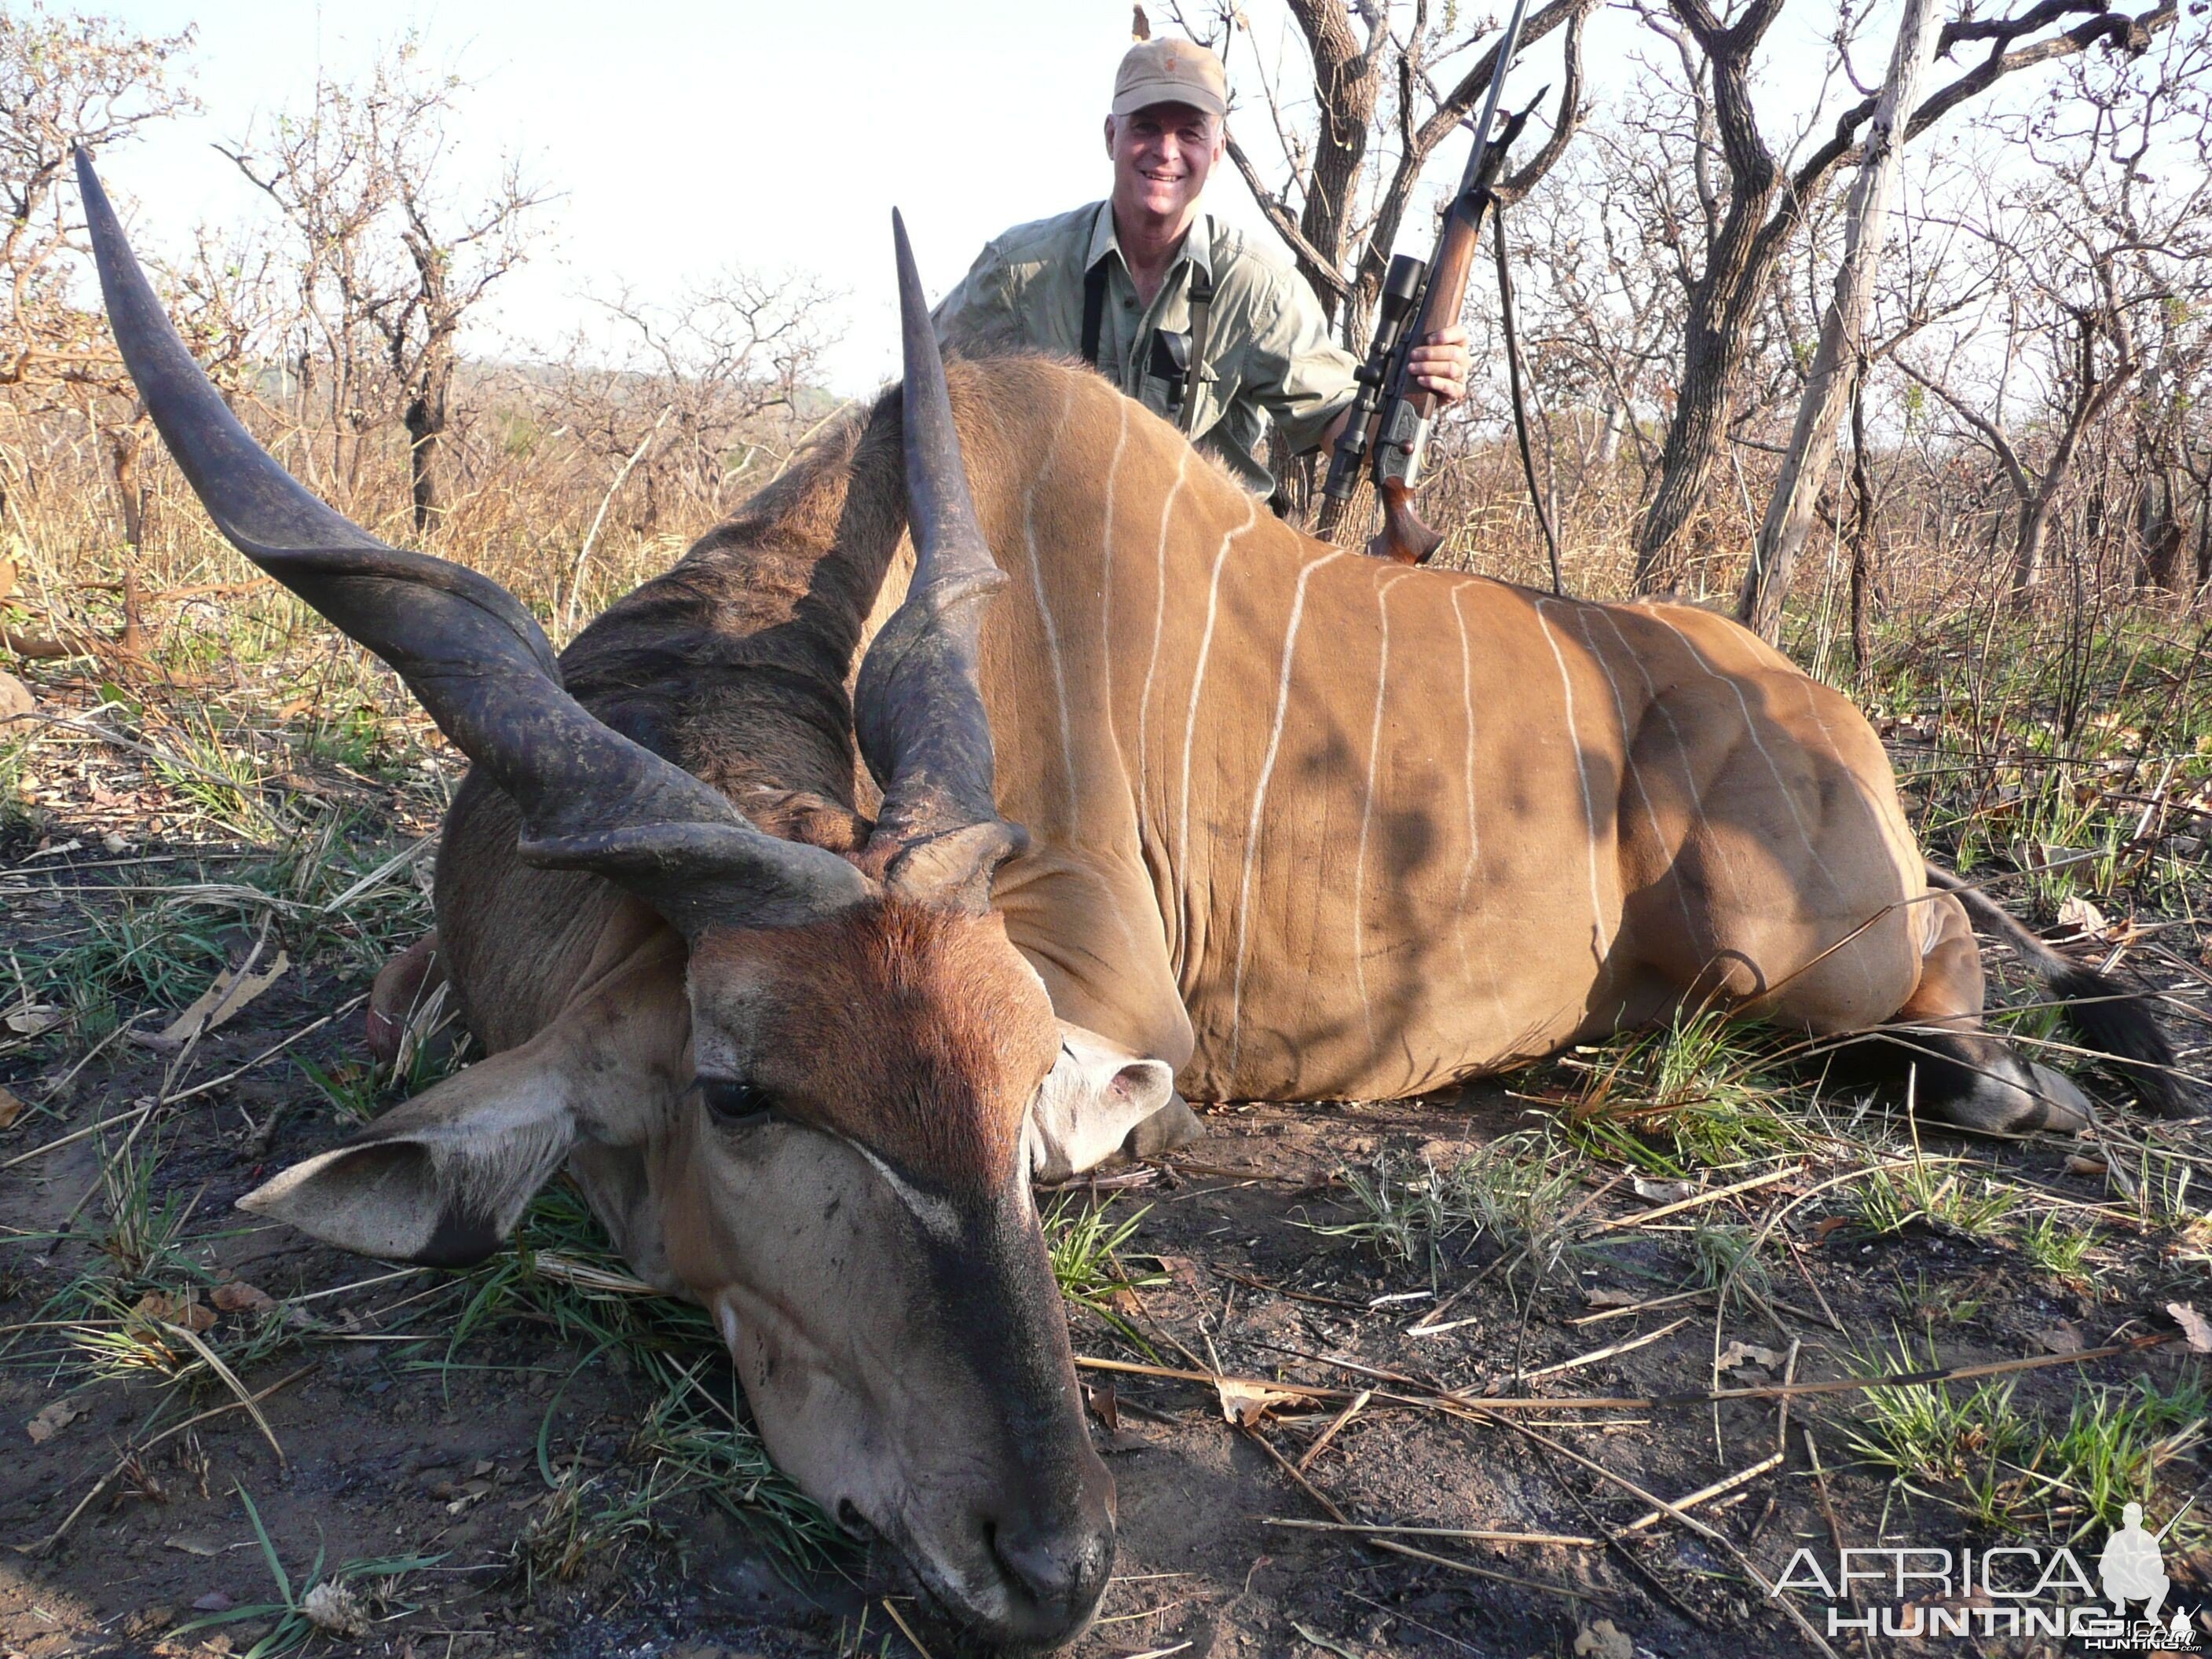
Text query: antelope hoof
1122 1095 1203 1161
2027 1064 2093 1134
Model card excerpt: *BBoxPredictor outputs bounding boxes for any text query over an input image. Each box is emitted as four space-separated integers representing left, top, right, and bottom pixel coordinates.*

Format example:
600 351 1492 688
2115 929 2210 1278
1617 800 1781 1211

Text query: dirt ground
2 792 2209 1659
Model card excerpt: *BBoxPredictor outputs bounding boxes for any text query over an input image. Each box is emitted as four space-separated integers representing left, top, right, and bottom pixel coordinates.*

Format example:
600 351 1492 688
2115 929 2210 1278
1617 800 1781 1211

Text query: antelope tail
1925 862 2188 1116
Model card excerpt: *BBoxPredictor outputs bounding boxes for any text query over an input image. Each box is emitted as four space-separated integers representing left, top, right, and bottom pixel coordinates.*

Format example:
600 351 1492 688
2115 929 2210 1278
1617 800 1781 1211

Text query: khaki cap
1111 38 1227 119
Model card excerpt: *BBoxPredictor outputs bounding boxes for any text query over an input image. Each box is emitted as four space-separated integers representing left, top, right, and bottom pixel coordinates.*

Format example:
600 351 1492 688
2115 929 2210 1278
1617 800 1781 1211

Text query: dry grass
2 379 2209 1653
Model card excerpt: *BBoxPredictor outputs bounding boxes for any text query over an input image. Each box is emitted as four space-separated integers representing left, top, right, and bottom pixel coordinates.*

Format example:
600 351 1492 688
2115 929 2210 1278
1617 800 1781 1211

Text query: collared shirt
932 200 1359 496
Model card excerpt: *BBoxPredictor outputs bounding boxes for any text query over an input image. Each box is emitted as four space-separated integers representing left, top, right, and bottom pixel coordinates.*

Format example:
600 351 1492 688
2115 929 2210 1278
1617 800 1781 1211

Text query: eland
77 144 2177 1653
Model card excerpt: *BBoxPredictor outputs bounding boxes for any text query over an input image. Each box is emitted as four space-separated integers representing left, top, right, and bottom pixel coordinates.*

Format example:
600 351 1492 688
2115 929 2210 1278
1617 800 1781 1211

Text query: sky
82 0 1910 394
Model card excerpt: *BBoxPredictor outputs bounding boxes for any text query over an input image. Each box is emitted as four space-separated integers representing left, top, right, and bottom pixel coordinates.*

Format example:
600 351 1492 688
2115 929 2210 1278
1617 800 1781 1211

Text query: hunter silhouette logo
1773 1503 2199 1646
2100 1503 2171 1624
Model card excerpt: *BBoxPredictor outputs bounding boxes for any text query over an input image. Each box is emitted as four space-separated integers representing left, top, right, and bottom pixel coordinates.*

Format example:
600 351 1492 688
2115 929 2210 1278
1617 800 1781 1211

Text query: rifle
1320 0 1543 563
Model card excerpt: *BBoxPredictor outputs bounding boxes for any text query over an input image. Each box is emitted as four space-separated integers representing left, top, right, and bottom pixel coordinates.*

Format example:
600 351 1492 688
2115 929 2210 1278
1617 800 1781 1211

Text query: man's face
1104 101 1222 225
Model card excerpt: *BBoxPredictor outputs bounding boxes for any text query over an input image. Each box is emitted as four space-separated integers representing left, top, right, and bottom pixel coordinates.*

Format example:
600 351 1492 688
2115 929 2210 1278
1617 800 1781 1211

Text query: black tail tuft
2048 965 2190 1117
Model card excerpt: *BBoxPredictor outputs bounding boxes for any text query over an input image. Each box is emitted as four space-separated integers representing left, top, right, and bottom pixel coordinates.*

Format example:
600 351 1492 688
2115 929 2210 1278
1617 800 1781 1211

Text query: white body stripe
1646 613 1873 994
1572 610 1702 940
1229 548 1345 1066
1447 580 1503 1008
1021 388 1079 818
1592 608 1749 895
1177 495 1258 881
1533 599 1613 961
1097 399 1130 709
1351 570 1414 1052
1135 451 1193 827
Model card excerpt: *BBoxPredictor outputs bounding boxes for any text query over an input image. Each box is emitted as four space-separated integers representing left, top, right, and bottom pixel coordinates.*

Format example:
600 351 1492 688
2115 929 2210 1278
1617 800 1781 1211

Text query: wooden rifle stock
1365 99 1540 563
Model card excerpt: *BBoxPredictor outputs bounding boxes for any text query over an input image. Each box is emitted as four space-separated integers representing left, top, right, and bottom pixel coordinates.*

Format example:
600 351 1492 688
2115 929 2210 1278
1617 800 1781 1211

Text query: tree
223 39 548 533
1 4 195 550
1200 0 1594 349
1626 0 2178 591
1737 0 1941 640
554 266 843 535
1897 18 2212 600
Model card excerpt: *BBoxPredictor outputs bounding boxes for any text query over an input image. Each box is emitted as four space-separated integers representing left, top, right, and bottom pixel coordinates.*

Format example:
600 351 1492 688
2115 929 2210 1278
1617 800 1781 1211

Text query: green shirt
933 200 1359 496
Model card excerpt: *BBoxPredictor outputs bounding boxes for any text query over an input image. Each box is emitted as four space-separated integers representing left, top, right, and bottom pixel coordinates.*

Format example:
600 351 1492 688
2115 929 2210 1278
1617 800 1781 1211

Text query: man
935 36 1470 498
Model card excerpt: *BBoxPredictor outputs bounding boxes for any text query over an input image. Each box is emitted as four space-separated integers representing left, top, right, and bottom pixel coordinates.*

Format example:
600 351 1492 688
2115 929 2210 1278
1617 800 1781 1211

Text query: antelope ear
1027 1022 1177 1184
240 1039 580 1269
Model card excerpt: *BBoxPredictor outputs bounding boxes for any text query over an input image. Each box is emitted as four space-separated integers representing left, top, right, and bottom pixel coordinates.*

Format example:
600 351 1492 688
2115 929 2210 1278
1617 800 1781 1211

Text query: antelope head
81 156 1130 1649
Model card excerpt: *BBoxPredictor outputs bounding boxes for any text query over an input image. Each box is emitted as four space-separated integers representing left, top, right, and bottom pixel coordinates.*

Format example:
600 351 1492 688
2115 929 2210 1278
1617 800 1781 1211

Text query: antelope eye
697 1078 776 1125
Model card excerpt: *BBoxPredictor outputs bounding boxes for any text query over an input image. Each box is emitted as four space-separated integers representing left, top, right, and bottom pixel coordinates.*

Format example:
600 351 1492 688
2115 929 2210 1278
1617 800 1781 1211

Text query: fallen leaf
1632 1175 1698 1206
1085 1379 1121 1433
1291 1621 1364 1659
211 1281 275 1315
301 1581 368 1639
1583 1287 1644 1309
163 1534 222 1558
0 1085 23 1130
1575 1620 1635 1659
133 1291 216 1334
2 1002 65 1036
2031 1324 2084 1355
26 1398 82 1444
2064 1154 2109 1178
1216 1377 1299 1429
2056 894 2108 938
1716 1340 1785 1372
191 1591 233 1613
141 950 291 1053
2168 1302 2212 1353
1808 1216 1852 1245
2010 839 2089 875
1152 1253 1199 1288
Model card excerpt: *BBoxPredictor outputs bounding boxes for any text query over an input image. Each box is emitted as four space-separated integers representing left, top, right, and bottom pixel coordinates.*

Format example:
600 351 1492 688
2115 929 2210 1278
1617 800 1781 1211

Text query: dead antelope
81 138 2177 1654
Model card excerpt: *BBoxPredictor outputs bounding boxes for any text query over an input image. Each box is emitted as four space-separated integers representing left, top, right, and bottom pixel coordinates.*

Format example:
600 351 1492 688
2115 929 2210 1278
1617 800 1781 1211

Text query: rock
121 1603 176 1637
302 1581 368 1638
0 670 31 722
1575 1621 1635 1659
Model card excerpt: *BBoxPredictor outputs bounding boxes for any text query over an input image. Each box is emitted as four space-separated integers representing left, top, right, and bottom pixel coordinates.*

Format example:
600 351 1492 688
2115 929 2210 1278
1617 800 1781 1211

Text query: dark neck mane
555 392 906 828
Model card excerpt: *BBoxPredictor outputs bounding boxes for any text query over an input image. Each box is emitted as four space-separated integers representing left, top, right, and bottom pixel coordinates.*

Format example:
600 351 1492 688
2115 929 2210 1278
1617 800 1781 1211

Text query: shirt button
1122 298 1137 310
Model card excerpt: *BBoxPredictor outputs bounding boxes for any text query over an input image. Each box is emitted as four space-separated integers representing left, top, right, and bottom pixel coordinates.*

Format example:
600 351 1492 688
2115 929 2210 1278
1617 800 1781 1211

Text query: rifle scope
1320 252 1429 503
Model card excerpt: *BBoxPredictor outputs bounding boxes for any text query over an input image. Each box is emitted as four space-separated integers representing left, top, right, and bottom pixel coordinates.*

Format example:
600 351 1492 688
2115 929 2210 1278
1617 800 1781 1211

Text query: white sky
86 0 1925 394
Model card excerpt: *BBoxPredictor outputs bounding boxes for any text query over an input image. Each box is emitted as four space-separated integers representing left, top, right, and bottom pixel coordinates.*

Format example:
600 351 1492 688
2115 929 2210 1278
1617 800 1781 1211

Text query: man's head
1104 38 1226 230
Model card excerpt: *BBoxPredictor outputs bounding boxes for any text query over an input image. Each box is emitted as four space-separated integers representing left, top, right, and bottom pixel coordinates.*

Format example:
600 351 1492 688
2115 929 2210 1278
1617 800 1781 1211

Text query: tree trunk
1631 286 1752 590
102 420 147 553
2196 470 2212 591
1848 374 1877 682
1285 0 1378 327
403 343 452 534
1597 401 1628 470
404 395 438 533
101 420 150 657
1629 181 1795 591
2012 493 2054 594
2137 467 2184 591
1738 0 1940 641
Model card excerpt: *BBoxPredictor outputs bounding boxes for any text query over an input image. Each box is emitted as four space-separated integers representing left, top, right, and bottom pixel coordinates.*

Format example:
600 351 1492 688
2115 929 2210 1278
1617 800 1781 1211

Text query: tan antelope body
969 361 1932 1104
82 152 2174 1653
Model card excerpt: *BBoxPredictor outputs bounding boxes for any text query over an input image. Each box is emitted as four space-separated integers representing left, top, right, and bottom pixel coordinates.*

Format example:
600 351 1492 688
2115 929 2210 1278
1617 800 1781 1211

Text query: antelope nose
988 1511 1114 1639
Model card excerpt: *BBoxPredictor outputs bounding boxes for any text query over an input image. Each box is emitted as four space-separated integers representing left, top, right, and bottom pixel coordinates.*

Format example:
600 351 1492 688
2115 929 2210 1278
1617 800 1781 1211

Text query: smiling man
934 37 1470 500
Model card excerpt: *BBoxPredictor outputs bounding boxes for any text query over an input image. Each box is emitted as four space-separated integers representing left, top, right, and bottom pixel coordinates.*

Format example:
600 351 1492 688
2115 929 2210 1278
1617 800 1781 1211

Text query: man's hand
1316 322 1475 463
1405 324 1470 405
